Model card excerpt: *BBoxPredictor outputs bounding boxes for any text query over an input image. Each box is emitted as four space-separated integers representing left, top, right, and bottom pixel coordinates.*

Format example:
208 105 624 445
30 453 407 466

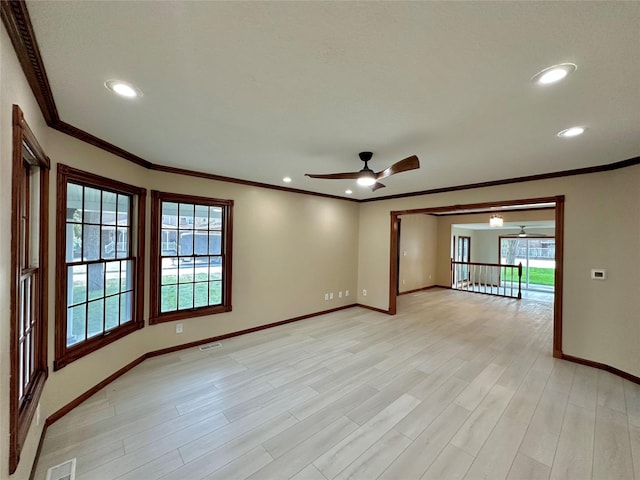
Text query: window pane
69 265 87 306
67 183 83 222
209 206 222 228
179 203 194 228
120 291 132 323
195 266 208 282
162 201 178 218
179 261 194 283
104 228 117 259
83 224 101 261
194 232 208 255
117 194 130 225
102 191 117 225
161 285 177 312
195 205 209 229
87 263 105 301
66 224 82 263
105 295 120 331
84 188 102 223
178 283 193 309
194 282 209 308
67 304 86 346
209 281 222 305
209 263 222 280
161 260 178 285
87 300 104 338
161 229 177 256
208 233 221 255
121 260 133 292
116 227 129 258
178 230 193 256
105 261 120 296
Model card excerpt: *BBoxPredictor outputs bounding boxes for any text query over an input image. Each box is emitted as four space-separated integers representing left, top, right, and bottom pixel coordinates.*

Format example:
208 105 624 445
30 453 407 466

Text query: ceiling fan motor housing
358 151 373 162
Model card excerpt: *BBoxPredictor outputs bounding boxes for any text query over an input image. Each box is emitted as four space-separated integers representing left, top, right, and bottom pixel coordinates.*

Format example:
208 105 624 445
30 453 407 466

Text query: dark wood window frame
54 165 146 370
9 105 49 474
150 191 233 324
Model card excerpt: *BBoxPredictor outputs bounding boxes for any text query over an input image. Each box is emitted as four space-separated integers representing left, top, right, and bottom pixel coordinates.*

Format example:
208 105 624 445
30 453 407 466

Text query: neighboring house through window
150 191 233 324
54 165 146 370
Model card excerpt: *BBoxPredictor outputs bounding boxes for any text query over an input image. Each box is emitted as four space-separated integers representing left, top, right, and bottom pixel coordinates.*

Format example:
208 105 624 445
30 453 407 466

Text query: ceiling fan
305 152 420 191
504 225 551 238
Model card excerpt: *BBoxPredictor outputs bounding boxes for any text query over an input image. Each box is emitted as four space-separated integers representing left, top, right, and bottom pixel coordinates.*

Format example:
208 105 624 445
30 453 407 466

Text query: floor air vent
46 458 76 480
199 342 222 351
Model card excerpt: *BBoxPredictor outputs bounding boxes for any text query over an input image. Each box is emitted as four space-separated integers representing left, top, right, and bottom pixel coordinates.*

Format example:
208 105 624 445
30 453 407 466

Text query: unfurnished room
1 1 639 479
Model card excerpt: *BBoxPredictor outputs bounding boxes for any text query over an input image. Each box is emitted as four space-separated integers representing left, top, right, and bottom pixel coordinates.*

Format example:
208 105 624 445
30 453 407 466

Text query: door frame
389 195 564 358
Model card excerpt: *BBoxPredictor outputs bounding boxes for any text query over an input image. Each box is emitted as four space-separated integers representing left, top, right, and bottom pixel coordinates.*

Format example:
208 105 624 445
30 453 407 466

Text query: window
150 191 233 324
55 165 146 370
9 106 49 474
500 236 556 291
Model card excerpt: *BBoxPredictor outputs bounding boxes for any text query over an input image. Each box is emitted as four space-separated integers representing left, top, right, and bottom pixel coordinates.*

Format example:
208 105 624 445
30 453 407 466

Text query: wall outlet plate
591 269 606 280
176 323 183 333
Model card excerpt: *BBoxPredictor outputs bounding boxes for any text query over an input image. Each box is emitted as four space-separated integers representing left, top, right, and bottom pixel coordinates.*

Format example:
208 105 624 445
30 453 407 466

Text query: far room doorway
389 196 565 358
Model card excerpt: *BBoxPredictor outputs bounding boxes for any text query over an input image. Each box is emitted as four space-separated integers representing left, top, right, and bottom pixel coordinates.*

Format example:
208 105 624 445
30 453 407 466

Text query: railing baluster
450 261 521 300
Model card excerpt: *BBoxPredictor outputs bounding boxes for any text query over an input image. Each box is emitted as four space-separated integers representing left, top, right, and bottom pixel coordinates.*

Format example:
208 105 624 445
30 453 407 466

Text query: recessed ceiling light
557 126 585 138
345 189 353 195
531 63 576 85
105 79 143 98
282 177 292 183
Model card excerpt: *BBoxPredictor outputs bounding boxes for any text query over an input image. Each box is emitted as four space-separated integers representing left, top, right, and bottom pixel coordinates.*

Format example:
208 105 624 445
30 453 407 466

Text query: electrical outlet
402 279 406 285
338 291 342 298
176 323 183 334
329 292 334 300
325 293 329 300
363 289 367 296
346 290 349 297
429 275 432 280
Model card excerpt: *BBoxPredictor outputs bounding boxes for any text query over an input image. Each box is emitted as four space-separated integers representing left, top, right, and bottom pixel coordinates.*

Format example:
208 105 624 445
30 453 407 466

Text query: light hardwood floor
34 289 639 480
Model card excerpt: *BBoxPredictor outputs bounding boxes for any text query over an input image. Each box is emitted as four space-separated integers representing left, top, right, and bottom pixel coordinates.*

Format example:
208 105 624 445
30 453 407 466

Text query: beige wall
398 214 437 293
1 27 359 479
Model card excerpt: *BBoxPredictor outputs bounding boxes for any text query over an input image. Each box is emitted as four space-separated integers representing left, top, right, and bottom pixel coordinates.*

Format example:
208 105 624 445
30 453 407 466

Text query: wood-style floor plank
32 290 639 480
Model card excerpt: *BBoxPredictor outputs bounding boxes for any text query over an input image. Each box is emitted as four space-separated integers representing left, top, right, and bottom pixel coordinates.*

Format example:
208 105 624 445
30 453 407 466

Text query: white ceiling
26 1 640 200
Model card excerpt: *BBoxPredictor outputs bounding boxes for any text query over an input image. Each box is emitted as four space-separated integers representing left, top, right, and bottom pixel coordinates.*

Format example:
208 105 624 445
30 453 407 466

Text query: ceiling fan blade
371 182 386 192
376 155 420 180
305 172 361 180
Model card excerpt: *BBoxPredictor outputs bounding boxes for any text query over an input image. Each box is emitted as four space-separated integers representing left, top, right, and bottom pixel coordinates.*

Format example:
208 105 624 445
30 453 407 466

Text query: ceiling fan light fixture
532 63 576 85
357 172 377 187
489 214 503 227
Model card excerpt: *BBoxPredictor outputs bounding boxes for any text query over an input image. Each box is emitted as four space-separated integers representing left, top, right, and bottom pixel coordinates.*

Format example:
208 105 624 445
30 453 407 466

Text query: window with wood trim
150 191 233 324
9 105 49 474
55 165 146 370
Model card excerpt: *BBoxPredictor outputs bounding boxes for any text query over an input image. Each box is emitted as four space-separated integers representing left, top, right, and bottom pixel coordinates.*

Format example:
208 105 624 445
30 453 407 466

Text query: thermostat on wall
591 269 606 280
